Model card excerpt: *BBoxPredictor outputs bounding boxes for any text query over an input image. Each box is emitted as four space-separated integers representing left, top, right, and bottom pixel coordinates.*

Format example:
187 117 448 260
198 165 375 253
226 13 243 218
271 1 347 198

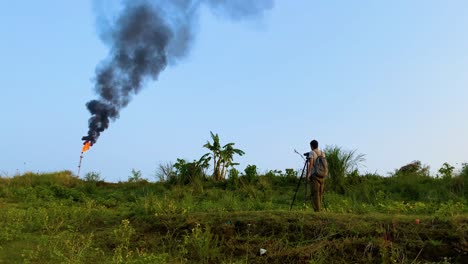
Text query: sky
1 0 467 181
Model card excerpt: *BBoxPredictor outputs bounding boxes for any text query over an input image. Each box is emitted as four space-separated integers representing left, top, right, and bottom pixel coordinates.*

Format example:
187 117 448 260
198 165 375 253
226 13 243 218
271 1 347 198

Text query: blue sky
1 0 467 181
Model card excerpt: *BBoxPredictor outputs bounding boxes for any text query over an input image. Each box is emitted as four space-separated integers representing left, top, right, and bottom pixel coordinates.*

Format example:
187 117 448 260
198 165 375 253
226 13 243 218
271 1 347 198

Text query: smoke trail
82 0 275 145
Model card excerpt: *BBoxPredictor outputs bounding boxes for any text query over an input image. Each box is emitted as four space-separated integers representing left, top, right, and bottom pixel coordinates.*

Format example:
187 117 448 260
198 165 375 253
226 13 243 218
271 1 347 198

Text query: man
307 139 326 212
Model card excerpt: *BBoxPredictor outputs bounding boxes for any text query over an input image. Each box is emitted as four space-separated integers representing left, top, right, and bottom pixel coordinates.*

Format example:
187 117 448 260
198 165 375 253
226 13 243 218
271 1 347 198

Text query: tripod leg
304 160 309 204
304 175 307 203
290 160 308 211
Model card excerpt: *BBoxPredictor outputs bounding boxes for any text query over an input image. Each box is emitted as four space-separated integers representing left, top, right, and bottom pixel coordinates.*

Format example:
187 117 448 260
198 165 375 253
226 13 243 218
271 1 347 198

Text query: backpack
313 151 328 178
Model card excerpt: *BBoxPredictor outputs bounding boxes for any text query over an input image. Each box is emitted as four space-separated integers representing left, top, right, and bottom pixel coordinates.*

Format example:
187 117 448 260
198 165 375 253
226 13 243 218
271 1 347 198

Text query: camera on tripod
290 152 311 210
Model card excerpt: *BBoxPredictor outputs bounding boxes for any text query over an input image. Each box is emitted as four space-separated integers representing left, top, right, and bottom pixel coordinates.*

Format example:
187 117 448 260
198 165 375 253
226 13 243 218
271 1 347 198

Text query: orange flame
82 141 91 153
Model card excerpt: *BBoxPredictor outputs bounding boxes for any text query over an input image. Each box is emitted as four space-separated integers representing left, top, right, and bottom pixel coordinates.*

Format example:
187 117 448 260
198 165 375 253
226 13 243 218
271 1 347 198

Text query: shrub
84 171 102 182
179 224 220 263
172 159 206 185
128 169 145 183
284 168 299 184
226 168 240 189
112 219 136 264
242 165 258 183
438 162 455 179
461 163 468 198
154 162 176 182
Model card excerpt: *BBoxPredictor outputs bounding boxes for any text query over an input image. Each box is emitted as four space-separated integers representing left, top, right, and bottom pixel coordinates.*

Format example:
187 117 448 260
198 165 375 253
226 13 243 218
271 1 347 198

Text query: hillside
0 171 467 263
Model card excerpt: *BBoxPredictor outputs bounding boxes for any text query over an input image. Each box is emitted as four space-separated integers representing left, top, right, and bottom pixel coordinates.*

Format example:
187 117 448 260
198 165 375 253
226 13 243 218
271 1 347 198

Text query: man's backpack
313 151 328 178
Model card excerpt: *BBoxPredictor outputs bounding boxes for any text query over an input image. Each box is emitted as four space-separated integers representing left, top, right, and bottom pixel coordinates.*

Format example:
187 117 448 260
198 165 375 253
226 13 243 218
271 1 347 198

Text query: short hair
310 140 319 149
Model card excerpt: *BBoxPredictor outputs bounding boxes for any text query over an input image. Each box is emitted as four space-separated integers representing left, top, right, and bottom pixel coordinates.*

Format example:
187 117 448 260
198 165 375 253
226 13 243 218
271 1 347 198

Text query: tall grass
324 146 365 194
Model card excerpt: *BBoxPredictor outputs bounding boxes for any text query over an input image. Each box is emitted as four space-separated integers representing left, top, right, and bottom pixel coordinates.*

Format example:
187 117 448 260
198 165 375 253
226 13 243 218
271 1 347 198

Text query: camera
303 152 311 158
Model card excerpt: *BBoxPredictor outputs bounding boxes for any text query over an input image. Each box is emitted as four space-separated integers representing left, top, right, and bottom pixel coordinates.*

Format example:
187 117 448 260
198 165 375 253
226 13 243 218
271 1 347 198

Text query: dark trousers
310 176 325 212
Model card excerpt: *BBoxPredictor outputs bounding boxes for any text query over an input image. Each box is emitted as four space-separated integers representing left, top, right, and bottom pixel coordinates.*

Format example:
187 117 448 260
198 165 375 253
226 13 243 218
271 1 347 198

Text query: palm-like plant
203 132 222 180
324 146 365 194
219 143 245 180
203 132 244 181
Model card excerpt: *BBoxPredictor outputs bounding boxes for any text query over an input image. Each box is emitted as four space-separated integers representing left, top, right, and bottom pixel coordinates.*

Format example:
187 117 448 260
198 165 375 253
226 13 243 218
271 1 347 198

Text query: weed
179 223 221 263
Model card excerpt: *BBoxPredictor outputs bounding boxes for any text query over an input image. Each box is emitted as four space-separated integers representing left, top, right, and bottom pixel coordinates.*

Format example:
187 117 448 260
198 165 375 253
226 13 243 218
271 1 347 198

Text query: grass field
0 170 466 263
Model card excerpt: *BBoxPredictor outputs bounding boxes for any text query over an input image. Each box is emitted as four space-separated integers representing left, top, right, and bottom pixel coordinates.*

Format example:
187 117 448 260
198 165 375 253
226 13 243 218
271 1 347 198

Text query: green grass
0 171 467 263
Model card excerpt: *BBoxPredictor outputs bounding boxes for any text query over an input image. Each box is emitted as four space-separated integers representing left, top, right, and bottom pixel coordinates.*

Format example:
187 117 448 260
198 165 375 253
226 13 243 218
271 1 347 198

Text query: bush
171 159 206 185
179 224 220 263
438 162 455 179
461 163 468 198
128 169 145 183
284 168 299 184
226 168 240 190
84 171 102 182
155 162 176 182
242 165 258 183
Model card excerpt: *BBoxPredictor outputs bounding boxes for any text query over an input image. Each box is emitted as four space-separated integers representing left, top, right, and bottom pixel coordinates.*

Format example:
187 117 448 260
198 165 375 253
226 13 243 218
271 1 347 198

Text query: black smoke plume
82 0 274 146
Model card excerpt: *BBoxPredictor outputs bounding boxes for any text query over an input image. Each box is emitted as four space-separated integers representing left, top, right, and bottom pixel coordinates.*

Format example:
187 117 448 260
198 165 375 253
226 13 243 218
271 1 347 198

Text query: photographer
306 140 327 212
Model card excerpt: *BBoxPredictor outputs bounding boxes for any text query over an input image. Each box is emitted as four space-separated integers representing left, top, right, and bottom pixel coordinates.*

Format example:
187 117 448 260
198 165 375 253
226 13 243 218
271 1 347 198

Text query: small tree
438 162 455 179
219 143 245 179
128 169 144 183
397 160 430 176
243 165 258 183
203 132 244 181
461 163 468 176
155 162 176 182
84 171 102 182
203 132 222 180
173 156 210 185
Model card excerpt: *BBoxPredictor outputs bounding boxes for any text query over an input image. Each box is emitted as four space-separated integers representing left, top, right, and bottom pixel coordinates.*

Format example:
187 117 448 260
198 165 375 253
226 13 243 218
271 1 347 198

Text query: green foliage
0 170 467 263
242 164 258 183
435 201 465 217
324 146 365 194
226 168 240 189
0 208 24 244
461 163 468 176
438 162 455 179
179 224 220 263
154 162 176 182
396 160 430 176
56 232 97 263
5 170 80 188
172 158 207 185
84 171 102 182
460 163 468 197
203 131 245 181
131 251 168 264
112 219 135 264
284 168 299 184
128 169 145 183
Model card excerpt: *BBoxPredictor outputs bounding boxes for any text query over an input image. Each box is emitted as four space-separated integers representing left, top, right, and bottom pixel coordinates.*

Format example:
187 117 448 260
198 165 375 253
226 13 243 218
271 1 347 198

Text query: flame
82 141 91 153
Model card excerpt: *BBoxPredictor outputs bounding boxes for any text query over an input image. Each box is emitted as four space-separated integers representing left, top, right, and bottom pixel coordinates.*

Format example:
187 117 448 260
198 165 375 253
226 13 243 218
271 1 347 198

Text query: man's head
310 140 319 150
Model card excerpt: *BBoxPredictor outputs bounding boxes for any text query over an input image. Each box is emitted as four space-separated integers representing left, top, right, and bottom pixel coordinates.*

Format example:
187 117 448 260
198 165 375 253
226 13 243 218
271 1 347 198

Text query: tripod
290 157 310 210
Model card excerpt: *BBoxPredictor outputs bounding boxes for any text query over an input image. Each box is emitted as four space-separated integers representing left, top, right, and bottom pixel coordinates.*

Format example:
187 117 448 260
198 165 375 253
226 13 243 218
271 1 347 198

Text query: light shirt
310 149 325 163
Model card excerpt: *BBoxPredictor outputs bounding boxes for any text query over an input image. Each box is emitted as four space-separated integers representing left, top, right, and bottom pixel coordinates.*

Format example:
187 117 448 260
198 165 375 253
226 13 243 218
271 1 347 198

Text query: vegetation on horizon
0 133 467 263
